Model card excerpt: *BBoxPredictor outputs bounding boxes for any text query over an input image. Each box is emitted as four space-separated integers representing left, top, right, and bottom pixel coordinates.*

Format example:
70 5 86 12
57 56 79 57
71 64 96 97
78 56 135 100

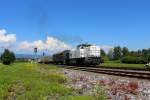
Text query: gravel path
62 69 150 100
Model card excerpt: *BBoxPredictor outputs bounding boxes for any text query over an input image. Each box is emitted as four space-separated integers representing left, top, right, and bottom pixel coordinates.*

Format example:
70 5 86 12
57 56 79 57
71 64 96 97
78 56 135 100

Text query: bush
121 56 147 64
1 49 16 65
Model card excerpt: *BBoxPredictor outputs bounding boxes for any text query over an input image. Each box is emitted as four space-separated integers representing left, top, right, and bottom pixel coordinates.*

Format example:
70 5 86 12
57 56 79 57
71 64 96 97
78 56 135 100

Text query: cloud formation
0 29 16 50
0 29 16 43
18 36 71 53
0 28 114 55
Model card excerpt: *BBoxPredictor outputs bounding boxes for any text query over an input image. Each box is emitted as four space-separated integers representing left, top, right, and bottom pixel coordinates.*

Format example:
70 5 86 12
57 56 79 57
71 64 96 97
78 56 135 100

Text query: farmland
0 63 103 100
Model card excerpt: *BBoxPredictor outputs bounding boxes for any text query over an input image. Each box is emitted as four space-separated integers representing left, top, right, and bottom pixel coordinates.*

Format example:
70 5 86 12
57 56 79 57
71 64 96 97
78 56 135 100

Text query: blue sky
0 0 150 53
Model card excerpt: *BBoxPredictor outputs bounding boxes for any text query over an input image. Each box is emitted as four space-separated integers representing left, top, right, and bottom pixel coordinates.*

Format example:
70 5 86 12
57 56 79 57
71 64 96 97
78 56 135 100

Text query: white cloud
18 36 71 54
0 29 16 50
0 29 16 43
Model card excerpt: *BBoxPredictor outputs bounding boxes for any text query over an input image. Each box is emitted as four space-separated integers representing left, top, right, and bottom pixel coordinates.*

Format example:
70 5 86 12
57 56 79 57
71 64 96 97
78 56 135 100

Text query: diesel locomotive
53 44 103 66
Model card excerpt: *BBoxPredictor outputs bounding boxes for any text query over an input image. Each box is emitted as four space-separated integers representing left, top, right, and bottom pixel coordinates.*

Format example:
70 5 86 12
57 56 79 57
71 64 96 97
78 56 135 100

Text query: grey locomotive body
53 44 103 66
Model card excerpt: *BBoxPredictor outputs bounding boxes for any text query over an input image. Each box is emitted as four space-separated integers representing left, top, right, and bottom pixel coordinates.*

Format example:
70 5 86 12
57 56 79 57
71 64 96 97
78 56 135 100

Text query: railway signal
34 47 38 62
34 47 37 53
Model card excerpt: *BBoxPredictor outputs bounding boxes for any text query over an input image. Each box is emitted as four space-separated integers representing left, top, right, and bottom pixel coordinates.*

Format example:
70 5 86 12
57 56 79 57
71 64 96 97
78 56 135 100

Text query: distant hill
0 53 51 59
15 54 43 59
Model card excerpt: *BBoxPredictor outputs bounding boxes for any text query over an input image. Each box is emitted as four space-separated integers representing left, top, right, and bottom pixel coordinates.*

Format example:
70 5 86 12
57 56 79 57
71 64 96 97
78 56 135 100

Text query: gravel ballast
62 68 150 100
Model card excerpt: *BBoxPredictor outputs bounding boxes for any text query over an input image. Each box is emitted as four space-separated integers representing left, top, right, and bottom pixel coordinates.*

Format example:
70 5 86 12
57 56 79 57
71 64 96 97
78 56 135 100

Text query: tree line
101 46 150 64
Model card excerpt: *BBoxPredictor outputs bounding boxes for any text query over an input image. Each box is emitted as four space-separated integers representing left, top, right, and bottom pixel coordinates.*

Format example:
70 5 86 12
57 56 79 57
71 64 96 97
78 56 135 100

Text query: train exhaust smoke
27 0 84 48
27 0 49 36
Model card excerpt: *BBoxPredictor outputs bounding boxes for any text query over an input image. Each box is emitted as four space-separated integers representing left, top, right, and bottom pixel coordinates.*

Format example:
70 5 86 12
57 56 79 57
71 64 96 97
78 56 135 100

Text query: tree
107 49 114 60
122 47 129 57
100 49 106 57
113 46 122 60
1 49 16 65
142 49 148 57
147 55 150 62
10 52 16 63
137 50 142 56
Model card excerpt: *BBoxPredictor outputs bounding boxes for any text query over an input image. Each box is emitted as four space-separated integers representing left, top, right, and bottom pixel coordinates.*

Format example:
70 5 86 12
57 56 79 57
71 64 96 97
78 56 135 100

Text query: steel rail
59 65 150 79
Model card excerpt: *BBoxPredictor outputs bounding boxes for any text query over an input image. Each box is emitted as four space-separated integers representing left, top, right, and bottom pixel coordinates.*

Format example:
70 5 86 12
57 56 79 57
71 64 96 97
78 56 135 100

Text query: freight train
53 44 103 66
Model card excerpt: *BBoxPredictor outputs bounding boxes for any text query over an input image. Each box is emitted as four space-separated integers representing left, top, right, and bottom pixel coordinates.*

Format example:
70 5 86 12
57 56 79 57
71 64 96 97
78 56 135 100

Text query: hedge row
121 56 147 64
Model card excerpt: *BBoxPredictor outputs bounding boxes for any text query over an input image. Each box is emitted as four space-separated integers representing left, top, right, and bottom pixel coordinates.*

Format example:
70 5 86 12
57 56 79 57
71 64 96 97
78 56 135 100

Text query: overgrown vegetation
0 63 71 99
0 63 106 100
121 56 147 64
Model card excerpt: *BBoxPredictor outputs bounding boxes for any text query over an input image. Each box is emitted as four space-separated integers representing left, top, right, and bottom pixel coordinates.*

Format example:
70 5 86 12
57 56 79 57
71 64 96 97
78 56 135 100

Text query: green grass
60 96 96 100
99 61 145 70
0 63 106 100
0 63 71 100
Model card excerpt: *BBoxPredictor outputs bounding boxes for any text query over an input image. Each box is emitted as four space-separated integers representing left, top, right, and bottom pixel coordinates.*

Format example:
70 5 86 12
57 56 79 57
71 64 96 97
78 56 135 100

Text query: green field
99 61 145 70
0 62 105 100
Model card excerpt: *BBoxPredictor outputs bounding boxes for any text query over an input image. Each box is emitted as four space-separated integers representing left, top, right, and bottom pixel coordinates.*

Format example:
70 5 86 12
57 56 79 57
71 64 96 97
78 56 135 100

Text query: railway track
59 65 150 79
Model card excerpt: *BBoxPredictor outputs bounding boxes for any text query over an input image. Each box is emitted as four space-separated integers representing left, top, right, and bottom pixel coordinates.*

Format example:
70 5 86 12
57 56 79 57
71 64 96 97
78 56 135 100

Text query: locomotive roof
77 44 92 48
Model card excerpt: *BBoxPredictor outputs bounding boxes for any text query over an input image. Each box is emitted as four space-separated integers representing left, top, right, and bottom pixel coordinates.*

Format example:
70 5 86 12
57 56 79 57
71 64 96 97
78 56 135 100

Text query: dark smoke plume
27 0 49 35
27 0 84 45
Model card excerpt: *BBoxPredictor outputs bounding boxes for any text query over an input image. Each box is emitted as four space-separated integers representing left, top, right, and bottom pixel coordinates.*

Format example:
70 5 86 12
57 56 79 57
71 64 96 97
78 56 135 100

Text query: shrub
121 56 147 64
1 49 16 65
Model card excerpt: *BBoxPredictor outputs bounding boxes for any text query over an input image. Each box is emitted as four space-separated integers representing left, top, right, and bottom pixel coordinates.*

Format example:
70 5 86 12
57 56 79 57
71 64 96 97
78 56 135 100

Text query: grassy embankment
99 61 145 70
0 62 106 100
